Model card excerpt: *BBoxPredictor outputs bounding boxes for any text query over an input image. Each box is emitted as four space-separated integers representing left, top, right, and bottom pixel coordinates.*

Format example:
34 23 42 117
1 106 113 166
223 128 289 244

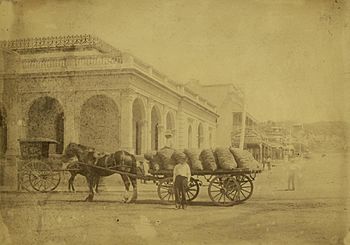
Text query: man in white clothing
172 152 191 209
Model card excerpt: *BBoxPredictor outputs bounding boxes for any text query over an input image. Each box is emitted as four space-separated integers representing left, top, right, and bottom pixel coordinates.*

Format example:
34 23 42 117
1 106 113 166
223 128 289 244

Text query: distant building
185 81 268 162
185 81 244 147
231 113 269 162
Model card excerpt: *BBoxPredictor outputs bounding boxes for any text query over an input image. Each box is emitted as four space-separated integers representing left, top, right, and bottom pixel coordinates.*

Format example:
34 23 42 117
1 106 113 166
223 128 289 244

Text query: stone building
186 81 268 162
185 82 244 147
0 35 218 190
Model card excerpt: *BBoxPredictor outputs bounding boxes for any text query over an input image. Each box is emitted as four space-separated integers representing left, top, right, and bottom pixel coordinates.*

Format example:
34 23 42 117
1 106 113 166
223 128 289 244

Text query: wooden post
239 93 246 150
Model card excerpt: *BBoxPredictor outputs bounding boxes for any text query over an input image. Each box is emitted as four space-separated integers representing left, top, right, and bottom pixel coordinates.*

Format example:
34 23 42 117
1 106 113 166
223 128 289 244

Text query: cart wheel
208 176 240 206
186 178 200 201
157 177 174 202
28 161 61 192
235 175 254 202
157 177 199 202
19 162 35 192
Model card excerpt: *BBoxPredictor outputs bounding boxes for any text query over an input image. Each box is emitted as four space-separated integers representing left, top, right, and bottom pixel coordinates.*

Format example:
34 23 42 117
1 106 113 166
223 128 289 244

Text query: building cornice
0 34 121 55
1 67 218 116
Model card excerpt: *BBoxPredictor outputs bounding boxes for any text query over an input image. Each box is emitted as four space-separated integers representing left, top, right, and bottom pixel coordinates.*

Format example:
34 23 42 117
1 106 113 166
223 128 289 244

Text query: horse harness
96 151 132 172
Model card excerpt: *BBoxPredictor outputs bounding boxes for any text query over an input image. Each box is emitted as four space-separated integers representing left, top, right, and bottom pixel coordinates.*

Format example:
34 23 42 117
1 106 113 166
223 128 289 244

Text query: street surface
0 153 349 245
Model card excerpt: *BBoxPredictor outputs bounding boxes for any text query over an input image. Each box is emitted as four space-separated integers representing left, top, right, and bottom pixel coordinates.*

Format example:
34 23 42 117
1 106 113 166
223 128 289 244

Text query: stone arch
76 91 121 115
0 104 7 158
166 111 175 131
80 95 120 152
132 98 146 154
151 105 162 151
27 96 64 153
198 123 204 149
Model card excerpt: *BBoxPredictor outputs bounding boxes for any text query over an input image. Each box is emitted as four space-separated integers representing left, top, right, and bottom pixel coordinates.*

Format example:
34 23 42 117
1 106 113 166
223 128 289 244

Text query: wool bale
144 151 159 171
157 147 176 170
199 149 217 171
171 150 187 164
229 147 262 169
214 147 237 170
184 148 203 170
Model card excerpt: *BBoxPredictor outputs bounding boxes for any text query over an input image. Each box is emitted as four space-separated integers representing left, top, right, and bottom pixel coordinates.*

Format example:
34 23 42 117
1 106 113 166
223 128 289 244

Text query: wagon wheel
208 176 240 206
157 177 200 202
19 162 35 192
28 160 61 192
157 177 174 202
235 175 254 202
186 178 200 201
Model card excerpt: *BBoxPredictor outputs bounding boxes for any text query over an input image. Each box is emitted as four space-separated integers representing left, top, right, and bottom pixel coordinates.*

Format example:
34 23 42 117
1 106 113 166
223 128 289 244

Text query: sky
0 0 349 123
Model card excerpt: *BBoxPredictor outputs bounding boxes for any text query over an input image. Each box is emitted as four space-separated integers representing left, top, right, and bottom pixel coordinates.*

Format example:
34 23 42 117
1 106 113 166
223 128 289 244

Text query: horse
66 160 100 193
61 144 100 193
62 143 138 202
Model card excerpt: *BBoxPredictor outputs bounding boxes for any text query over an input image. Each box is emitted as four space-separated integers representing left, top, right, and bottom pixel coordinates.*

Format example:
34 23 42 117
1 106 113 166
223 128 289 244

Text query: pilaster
202 123 210 149
64 92 79 145
120 88 135 153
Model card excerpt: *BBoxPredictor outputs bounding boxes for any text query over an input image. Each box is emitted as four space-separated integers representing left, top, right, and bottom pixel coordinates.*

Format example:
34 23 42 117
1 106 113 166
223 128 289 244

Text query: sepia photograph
0 0 349 244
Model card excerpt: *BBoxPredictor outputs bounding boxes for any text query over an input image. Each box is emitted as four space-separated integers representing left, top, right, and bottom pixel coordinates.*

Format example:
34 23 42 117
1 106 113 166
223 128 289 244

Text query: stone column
157 124 165 149
120 89 135 153
176 101 186 149
202 123 210 149
146 99 153 152
64 92 79 146
139 119 147 154
159 105 168 148
3 79 19 191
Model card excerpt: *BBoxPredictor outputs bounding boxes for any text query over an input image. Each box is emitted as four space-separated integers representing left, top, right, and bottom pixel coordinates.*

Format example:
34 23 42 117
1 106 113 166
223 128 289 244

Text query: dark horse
66 161 100 193
62 143 138 202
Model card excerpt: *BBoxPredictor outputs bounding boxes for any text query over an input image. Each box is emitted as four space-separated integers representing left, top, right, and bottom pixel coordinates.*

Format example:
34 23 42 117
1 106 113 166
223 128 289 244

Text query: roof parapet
0 34 122 56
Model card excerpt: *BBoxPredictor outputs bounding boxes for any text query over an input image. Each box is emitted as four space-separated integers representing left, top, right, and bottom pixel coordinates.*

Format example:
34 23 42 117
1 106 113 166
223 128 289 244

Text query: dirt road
0 153 349 245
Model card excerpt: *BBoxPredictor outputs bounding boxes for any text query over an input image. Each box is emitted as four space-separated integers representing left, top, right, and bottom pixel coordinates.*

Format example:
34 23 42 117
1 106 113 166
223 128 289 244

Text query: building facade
0 35 218 190
185 82 244 147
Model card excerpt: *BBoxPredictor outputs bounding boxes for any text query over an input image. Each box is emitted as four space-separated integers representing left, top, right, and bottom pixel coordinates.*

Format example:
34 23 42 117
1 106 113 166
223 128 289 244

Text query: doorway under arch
80 95 120 153
27 96 64 154
165 111 175 147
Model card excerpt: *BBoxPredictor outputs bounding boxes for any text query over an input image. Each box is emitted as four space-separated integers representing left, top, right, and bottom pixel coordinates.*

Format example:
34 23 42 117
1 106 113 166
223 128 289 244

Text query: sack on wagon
171 150 187 164
184 148 203 171
229 147 261 170
199 149 217 171
157 146 177 170
214 147 237 170
143 151 159 171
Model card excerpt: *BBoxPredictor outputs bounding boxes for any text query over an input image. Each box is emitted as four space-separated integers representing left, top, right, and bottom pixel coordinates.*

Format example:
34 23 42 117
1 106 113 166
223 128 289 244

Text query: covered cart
18 138 63 192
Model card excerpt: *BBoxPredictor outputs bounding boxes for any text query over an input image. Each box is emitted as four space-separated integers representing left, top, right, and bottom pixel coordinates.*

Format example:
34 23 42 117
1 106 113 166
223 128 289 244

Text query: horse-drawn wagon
18 138 63 192
17 140 262 206
151 168 261 206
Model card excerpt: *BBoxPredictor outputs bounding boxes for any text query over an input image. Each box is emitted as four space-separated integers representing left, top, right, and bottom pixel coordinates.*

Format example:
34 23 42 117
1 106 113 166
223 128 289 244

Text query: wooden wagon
150 168 262 206
18 138 64 192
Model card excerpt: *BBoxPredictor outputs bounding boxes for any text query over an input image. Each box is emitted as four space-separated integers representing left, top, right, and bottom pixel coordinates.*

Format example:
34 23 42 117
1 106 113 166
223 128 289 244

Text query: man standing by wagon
172 152 191 209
